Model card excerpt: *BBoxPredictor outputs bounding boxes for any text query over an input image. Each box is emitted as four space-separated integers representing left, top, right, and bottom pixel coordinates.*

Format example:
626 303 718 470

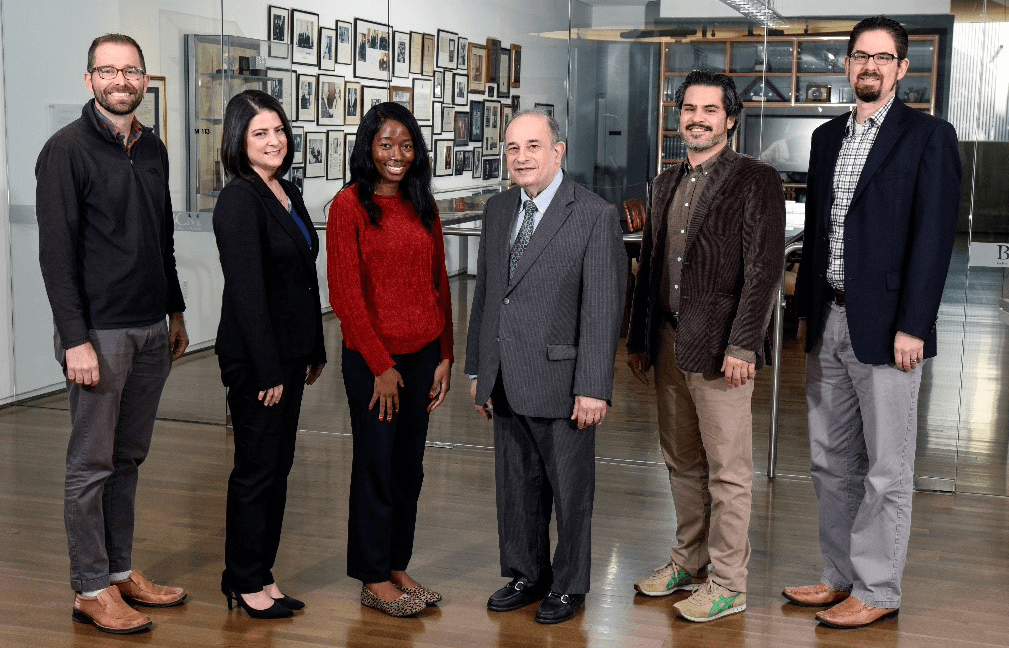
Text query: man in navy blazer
465 111 625 624
785 16 961 629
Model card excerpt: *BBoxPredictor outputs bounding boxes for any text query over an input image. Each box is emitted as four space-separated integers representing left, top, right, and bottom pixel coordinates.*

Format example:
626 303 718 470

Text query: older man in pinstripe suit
465 110 625 625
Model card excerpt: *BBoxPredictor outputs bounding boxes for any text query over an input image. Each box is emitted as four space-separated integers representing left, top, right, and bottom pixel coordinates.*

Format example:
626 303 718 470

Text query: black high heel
272 594 305 610
221 584 293 619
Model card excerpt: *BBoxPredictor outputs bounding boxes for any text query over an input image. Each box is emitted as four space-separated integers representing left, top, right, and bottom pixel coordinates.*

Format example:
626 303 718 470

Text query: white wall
658 0 953 18
1 0 571 399
0 21 11 403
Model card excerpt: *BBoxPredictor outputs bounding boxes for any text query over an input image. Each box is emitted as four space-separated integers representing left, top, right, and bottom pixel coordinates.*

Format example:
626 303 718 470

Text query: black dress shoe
535 591 585 624
272 595 305 610
487 578 547 612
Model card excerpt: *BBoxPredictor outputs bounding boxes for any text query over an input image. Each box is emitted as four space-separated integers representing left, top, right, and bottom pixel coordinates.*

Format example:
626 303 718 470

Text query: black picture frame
433 139 454 177
317 74 345 126
452 71 468 106
453 111 470 147
437 29 459 69
482 156 500 180
305 131 326 178
455 148 465 175
469 100 484 143
354 17 391 82
393 31 410 79
318 26 336 71
458 37 469 70
290 125 305 165
412 78 433 122
336 21 353 65
268 6 290 58
472 147 483 179
291 10 319 66
296 73 316 122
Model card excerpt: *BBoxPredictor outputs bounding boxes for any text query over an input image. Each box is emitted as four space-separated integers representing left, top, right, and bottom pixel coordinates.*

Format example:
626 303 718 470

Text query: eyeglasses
849 52 901 65
89 65 146 81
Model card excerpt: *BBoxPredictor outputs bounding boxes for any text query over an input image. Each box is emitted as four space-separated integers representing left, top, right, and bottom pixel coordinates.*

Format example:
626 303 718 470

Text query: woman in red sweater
327 102 453 618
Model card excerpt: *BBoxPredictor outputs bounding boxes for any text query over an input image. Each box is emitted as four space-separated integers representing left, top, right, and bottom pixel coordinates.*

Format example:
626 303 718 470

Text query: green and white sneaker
673 580 746 622
633 560 704 597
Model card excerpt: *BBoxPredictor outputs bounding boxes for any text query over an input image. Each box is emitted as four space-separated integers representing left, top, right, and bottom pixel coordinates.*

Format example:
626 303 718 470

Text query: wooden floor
3 278 1009 648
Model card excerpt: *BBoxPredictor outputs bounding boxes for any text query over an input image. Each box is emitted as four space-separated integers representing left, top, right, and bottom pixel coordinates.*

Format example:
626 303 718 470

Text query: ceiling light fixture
717 0 784 27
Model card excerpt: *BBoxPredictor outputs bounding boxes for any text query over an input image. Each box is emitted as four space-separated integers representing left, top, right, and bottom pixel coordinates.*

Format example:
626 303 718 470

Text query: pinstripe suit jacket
627 147 785 374
465 172 626 419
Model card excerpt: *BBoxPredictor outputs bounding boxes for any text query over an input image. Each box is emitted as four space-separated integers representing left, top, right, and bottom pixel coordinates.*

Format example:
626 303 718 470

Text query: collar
845 95 895 136
519 168 564 214
684 145 728 176
91 101 144 152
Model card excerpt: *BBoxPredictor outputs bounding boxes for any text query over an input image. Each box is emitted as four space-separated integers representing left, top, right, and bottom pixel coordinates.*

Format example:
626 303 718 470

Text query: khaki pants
654 321 753 593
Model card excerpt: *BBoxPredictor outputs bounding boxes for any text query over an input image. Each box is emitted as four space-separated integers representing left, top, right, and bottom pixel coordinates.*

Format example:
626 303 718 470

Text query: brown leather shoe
112 570 187 608
72 587 152 634
815 595 898 628
782 582 850 607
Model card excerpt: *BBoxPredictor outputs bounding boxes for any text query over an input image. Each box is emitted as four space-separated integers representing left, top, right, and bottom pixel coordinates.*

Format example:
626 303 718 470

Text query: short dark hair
220 90 295 181
87 34 146 72
675 70 743 135
847 16 908 60
347 102 436 230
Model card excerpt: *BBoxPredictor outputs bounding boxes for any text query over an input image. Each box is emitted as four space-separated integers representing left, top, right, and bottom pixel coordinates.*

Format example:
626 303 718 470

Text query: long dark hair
346 102 436 230
220 90 295 181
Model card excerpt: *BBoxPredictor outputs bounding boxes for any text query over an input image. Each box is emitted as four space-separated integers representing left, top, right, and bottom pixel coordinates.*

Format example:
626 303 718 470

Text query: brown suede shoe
782 582 850 607
72 587 152 634
112 570 187 608
815 595 898 628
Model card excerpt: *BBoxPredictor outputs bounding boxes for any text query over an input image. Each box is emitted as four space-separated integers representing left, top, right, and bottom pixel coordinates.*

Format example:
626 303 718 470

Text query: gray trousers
58 322 171 592
491 381 595 595
806 303 921 608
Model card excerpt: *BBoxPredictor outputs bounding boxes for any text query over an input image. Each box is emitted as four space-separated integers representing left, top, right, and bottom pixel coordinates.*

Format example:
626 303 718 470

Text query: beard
93 83 144 116
853 72 887 103
682 123 725 152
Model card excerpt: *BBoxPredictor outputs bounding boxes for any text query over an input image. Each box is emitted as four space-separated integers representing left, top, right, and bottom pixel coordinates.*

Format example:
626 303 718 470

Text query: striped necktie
509 199 538 281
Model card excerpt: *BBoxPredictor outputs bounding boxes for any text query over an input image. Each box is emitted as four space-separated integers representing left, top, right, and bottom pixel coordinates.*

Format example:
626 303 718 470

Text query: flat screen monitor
743 114 834 175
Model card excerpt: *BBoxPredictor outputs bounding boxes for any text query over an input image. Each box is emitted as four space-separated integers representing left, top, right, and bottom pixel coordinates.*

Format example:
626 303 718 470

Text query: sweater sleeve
431 214 454 362
36 140 89 349
326 188 395 376
159 139 186 315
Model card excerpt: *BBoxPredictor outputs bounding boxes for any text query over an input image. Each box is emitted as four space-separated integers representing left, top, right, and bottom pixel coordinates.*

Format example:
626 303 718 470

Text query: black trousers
343 341 439 583
220 356 307 594
491 380 596 594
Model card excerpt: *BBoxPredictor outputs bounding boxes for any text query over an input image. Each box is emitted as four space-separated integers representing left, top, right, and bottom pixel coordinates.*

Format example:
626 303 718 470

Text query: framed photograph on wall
289 166 305 192
268 6 290 59
336 21 353 65
345 134 356 177
390 85 412 111
412 78 433 122
462 149 473 172
409 32 424 74
534 102 555 118
433 139 453 177
345 81 362 125
472 147 482 179
266 69 294 119
296 73 316 122
452 72 468 106
305 131 326 178
362 86 387 113
393 31 410 79
483 100 500 154
512 94 521 111
419 125 433 150
441 106 455 133
485 38 502 86
469 100 484 143
482 156 500 180
292 10 319 66
422 33 436 76
354 18 391 81
291 125 305 165
433 70 444 100
453 111 469 147
437 30 458 69
326 130 344 180
319 26 336 70
317 74 345 126
487 84 496 99
458 37 469 70
510 44 522 87
468 43 486 94
501 105 513 141
137 75 166 145
497 50 511 98
455 148 465 175
432 101 443 133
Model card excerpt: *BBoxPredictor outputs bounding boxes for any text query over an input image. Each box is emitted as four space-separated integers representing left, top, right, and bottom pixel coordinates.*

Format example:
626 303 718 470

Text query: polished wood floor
3 277 1009 647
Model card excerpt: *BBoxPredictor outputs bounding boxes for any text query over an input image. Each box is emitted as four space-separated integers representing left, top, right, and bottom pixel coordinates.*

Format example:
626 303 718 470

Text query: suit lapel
850 98 907 207
254 176 316 270
683 148 739 254
492 188 521 287
506 174 574 291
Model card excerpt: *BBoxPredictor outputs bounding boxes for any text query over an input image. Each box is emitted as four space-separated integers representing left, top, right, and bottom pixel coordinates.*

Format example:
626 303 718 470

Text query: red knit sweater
326 185 453 376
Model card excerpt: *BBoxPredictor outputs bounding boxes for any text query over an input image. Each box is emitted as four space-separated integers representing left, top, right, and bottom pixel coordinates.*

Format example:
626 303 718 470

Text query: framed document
354 18 391 82
317 74 345 126
436 30 458 69
138 75 167 145
433 139 453 177
305 131 326 178
412 78 433 122
345 81 362 126
409 32 424 75
336 21 353 65
326 130 344 180
393 31 410 79
318 26 336 70
296 73 316 122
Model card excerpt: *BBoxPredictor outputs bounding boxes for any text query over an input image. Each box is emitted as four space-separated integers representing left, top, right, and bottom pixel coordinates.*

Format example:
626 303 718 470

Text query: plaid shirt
92 102 144 152
827 96 894 290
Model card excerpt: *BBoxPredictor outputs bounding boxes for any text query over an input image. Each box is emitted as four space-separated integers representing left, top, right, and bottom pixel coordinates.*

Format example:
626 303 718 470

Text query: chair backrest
623 198 646 233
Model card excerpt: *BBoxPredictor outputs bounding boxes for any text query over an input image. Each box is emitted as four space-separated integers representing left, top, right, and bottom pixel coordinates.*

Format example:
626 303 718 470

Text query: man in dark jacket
36 33 189 635
627 71 784 623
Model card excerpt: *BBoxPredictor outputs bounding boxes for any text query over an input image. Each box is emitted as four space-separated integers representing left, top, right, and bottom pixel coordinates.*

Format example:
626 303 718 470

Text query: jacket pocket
547 344 577 360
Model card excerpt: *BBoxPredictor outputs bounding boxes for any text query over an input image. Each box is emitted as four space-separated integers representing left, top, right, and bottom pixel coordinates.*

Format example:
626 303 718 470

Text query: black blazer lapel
850 98 908 207
253 175 316 269
506 173 574 290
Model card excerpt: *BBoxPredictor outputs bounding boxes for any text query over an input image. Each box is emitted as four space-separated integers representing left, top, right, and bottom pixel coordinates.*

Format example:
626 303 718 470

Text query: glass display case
185 34 287 212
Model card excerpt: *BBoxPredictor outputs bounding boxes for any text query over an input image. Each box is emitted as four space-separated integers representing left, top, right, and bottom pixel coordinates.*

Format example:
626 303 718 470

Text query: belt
827 285 845 306
664 311 678 328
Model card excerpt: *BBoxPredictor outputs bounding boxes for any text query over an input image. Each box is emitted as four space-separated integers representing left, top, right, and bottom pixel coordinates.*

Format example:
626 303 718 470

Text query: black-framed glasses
849 51 901 65
89 65 146 81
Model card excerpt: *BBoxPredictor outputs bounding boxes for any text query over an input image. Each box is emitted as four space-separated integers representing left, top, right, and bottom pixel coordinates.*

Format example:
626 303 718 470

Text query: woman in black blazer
213 90 326 619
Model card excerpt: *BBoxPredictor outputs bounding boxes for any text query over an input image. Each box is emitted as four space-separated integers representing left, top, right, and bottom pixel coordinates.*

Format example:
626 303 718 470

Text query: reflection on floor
3 275 1008 647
